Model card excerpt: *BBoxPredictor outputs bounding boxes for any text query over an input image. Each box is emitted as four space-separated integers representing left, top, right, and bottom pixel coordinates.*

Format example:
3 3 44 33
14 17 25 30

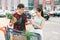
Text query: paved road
0 17 60 40
43 17 60 40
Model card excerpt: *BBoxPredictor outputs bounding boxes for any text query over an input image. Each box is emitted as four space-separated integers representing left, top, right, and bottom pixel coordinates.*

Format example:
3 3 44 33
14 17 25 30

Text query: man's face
18 8 24 14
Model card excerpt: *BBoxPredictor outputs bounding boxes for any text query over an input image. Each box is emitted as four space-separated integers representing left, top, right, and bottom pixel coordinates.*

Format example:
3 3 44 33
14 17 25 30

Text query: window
54 0 60 5
28 3 34 6
28 0 34 6
28 0 34 10
54 0 59 1
28 7 33 10
46 2 51 5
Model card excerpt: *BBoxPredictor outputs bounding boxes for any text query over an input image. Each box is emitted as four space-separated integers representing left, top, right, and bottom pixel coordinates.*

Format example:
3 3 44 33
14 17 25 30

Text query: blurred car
43 10 50 20
55 8 60 17
24 10 31 19
5 10 16 16
0 10 6 17
10 9 16 14
49 11 56 17
44 13 50 20
49 11 60 17
29 9 36 16
56 11 60 17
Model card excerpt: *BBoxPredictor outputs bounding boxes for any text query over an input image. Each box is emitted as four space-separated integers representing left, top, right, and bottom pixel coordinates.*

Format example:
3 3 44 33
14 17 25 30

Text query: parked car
49 11 56 17
55 11 60 17
5 10 16 14
10 9 16 14
43 10 50 20
49 11 60 17
24 10 31 19
44 13 50 20
0 10 6 17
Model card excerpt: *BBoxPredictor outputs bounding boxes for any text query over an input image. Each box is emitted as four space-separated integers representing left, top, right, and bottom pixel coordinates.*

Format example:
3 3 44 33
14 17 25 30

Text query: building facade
0 0 39 10
0 0 20 10
43 0 60 11
1 0 60 10
43 0 54 11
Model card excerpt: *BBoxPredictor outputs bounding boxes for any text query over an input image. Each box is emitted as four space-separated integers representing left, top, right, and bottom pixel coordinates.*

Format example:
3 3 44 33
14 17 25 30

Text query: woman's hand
30 21 35 26
37 26 43 29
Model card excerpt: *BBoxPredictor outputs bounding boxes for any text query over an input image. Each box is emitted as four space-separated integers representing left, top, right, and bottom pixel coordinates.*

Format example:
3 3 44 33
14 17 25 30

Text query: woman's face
36 11 41 16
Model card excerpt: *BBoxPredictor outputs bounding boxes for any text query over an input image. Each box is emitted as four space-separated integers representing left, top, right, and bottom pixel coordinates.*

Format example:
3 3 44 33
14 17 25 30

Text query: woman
31 7 45 40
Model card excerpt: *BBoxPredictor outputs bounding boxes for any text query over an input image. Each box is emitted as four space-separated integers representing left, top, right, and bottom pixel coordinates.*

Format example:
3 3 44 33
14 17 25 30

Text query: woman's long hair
36 7 44 17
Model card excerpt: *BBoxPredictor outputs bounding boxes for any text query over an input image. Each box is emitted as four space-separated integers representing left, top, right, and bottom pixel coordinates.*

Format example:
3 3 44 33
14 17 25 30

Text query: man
9 4 28 32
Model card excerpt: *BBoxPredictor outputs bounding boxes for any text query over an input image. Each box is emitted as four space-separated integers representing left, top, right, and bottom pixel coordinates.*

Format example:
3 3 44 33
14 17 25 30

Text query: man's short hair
17 4 25 9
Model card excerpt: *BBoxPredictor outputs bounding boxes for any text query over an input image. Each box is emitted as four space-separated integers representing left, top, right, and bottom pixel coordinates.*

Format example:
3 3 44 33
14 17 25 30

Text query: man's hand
9 19 15 26
25 21 31 25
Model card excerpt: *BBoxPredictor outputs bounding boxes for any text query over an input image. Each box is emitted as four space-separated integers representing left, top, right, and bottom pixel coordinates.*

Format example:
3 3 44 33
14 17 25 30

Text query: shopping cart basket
5 27 41 40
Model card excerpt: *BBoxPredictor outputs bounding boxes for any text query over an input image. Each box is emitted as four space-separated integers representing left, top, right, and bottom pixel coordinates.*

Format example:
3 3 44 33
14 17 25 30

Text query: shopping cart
5 27 41 40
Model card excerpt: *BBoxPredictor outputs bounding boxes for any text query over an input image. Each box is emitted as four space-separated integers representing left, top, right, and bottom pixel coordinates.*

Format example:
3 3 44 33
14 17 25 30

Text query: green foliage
6 13 13 19
25 31 34 40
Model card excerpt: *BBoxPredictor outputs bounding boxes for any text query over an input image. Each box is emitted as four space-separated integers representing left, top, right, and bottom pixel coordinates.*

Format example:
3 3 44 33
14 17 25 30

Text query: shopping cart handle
6 27 24 33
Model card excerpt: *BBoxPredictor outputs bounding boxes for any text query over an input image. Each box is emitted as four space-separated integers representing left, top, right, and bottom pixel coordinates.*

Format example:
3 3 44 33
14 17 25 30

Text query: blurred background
0 0 60 11
0 0 60 40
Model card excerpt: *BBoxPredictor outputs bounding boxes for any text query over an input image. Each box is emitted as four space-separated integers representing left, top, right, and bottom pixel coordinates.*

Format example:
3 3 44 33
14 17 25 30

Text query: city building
43 0 60 11
0 0 20 10
0 0 1 5
0 0 39 10
0 0 60 10
43 0 54 11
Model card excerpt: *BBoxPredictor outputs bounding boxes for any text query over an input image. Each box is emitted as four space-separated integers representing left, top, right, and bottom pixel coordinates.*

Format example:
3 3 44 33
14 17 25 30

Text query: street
43 17 60 40
0 17 60 40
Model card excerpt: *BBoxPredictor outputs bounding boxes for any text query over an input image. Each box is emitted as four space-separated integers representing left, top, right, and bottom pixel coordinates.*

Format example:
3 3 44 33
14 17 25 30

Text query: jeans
35 33 41 40
5 28 10 40
34 29 43 40
5 33 9 40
